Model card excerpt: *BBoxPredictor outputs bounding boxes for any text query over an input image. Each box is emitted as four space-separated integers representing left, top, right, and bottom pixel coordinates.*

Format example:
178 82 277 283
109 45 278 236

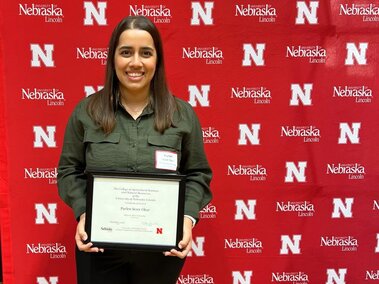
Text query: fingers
75 213 104 253
163 239 192 259
164 249 186 259
164 216 193 258
75 232 104 253
179 230 191 250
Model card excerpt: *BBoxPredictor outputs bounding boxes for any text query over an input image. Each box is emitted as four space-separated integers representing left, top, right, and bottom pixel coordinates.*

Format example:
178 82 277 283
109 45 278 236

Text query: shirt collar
117 101 154 117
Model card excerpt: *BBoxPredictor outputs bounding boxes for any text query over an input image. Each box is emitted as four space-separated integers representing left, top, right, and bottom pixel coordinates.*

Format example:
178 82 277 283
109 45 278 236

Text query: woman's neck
119 88 149 104
119 90 150 119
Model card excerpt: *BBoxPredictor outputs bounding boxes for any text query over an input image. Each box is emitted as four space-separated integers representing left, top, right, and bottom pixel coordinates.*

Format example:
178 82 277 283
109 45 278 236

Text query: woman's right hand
75 213 104 253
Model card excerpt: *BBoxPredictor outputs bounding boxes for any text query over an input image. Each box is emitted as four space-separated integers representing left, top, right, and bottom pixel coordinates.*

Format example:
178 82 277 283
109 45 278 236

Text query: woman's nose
130 54 142 66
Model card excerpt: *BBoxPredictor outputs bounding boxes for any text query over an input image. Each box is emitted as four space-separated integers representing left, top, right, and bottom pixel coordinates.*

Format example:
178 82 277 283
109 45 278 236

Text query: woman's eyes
120 49 153 58
120 50 132 57
141 50 153 57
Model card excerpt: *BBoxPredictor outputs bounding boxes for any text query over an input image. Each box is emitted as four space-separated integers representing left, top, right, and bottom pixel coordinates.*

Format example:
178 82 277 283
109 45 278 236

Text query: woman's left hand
163 216 193 259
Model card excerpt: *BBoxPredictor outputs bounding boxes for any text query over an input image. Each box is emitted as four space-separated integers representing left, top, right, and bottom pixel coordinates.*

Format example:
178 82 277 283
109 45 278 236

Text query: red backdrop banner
1 0 379 283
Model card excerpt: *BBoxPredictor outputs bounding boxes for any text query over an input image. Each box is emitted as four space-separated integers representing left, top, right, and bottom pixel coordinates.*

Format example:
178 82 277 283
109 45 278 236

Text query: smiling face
114 29 157 98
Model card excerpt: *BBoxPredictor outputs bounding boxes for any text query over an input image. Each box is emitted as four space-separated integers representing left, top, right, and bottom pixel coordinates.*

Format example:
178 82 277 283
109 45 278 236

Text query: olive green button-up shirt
57 95 212 221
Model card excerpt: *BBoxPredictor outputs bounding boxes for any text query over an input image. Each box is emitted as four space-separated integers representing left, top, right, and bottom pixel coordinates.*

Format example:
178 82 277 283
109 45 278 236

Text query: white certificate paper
85 171 185 251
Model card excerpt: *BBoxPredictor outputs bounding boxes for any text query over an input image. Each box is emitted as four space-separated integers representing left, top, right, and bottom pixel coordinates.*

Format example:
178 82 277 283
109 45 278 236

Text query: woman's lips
126 71 144 81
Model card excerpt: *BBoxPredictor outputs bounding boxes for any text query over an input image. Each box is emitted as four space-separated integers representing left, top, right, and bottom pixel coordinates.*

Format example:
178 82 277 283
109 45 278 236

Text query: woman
57 16 212 284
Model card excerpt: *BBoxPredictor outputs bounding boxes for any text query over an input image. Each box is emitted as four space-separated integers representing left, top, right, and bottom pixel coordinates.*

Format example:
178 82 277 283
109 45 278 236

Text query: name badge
155 150 178 171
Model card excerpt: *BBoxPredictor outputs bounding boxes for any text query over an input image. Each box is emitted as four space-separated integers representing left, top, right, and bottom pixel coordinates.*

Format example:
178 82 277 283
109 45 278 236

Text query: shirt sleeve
57 101 87 220
179 102 213 220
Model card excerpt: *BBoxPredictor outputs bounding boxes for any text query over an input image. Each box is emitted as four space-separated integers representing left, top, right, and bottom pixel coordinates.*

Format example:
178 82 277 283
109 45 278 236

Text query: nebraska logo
84 85 103 97
200 203 217 219
26 243 67 259
177 274 214 284
231 86 272 104
30 44 54 68
129 5 171 23
33 126 56 148
188 84 210 107
188 236 205 257
36 277 59 284
19 3 63 23
224 238 263 254
345 42 368 65
374 200 379 211
338 122 361 144
326 163 365 180
182 47 223 64
242 43 265 66
333 86 373 103
271 272 309 283
191 2 214 25
276 201 315 217
83 1 107 26
296 1 319 25
290 83 313 106
320 236 358 252
202 127 220 144
24 167 57 184
285 161 307 183
280 235 301 255
326 268 347 284
281 126 320 143
76 47 108 65
340 3 379 22
100 227 112 232
227 164 267 181
21 88 65 106
286 46 327 63
235 4 277 22
366 270 379 280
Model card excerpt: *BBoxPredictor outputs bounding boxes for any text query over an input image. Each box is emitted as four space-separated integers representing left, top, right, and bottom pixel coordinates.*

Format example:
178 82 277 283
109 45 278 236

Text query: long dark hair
87 16 176 134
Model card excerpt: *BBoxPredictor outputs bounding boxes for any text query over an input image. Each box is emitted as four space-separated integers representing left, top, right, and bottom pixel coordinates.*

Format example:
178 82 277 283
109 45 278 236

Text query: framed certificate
85 170 186 251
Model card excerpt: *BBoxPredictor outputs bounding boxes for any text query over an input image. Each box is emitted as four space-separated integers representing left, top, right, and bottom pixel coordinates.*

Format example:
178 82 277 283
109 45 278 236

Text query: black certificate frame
85 170 186 252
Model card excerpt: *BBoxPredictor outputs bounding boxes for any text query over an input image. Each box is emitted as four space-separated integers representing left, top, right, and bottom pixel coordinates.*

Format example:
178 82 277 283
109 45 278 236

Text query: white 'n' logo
191 2 214 25
33 126 57 148
285 161 307 183
338 122 361 144
345 43 368 65
35 203 58 224
84 85 103 97
188 85 210 107
235 200 256 220
295 1 319 24
188 236 205 257
238 124 260 145
242 44 265 66
280 234 302 254
36 277 59 284
30 44 54 67
83 1 107 26
290 83 313 106
332 198 353 218
326 268 347 284
232 271 253 284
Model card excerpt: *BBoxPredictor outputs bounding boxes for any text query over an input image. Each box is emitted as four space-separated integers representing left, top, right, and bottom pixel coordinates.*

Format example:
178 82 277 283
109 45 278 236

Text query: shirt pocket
83 130 121 168
147 134 182 151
